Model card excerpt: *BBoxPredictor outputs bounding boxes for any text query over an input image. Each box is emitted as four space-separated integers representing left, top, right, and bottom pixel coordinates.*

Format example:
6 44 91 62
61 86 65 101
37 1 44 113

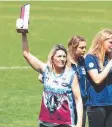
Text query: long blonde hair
87 29 112 69
47 44 70 71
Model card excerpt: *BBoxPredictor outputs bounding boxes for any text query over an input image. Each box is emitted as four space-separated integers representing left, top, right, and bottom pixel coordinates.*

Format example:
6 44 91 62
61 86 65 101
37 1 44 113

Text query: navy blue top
85 54 112 106
71 57 88 106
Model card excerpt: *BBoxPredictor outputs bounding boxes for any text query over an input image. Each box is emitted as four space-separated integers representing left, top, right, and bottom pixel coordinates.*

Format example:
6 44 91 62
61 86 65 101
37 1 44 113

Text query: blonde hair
47 44 70 71
87 29 112 69
68 35 86 58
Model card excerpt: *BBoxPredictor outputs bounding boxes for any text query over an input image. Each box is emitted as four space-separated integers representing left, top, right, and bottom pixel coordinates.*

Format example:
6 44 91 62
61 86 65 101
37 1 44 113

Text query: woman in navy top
68 35 88 127
85 29 112 127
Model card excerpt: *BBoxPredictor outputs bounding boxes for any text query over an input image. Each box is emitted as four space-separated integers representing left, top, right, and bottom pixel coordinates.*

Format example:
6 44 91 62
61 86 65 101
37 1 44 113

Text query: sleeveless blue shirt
71 57 88 106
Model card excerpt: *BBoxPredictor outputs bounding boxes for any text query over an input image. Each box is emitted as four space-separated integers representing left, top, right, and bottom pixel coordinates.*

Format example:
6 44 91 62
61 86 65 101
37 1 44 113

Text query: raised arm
72 74 83 127
21 32 46 73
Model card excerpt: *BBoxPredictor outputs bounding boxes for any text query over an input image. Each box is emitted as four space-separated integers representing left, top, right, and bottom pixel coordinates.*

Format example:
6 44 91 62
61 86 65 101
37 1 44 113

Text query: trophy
16 4 30 33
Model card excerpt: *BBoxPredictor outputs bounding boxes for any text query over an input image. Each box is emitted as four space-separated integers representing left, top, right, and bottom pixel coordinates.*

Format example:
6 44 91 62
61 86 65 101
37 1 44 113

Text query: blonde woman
85 29 112 127
20 32 83 127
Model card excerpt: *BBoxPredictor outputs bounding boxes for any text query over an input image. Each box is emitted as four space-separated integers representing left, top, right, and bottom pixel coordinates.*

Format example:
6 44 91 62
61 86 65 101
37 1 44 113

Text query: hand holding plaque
16 4 30 33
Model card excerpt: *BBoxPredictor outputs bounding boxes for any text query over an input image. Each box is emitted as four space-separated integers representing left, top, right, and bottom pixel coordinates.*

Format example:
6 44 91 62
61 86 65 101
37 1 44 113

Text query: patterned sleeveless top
39 66 76 125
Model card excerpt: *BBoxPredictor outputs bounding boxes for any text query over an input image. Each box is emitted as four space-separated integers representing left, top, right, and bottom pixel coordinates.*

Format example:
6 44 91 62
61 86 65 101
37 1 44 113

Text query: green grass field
1 1 112 127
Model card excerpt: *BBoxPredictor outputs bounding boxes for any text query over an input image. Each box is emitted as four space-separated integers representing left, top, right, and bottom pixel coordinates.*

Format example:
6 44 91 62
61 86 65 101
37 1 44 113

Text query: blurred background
0 1 112 127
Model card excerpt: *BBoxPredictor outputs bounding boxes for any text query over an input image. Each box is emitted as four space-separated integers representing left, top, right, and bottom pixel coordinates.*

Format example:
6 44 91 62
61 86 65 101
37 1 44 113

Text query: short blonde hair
47 44 70 70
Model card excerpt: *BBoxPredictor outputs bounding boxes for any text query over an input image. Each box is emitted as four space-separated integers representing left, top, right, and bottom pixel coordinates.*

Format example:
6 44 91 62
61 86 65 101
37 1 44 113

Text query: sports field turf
0 1 112 127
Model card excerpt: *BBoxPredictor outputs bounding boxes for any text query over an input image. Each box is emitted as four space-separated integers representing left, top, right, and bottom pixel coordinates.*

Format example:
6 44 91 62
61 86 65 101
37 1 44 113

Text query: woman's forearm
76 99 83 127
89 59 112 84
21 33 29 53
